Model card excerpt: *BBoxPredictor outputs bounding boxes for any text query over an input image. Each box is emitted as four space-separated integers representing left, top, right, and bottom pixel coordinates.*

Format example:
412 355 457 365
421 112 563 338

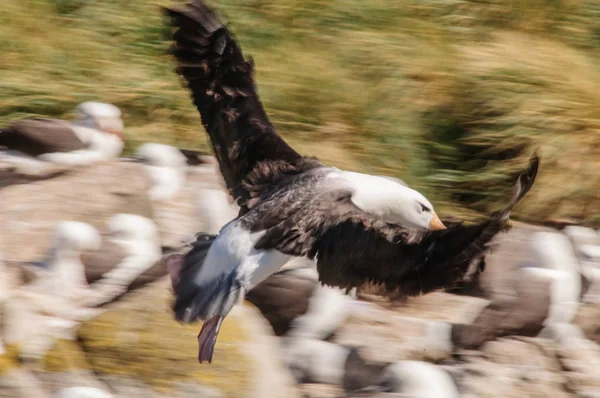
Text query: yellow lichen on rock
0 344 19 375
78 278 251 396
43 339 89 373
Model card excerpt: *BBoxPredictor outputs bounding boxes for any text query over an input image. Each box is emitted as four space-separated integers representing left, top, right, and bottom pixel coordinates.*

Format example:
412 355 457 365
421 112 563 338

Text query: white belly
199 221 293 289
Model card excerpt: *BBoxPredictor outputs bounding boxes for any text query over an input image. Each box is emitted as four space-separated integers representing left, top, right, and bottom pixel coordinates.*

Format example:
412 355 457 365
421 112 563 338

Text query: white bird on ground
82 214 162 306
0 102 125 174
28 221 101 300
56 387 114 398
134 143 189 202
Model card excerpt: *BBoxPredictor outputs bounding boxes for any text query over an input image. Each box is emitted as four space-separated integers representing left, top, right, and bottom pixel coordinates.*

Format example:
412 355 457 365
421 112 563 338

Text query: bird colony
1 0 600 397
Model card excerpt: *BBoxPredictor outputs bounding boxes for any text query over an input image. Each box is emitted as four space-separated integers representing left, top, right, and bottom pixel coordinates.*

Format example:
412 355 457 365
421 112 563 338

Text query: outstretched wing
165 0 305 202
255 155 539 295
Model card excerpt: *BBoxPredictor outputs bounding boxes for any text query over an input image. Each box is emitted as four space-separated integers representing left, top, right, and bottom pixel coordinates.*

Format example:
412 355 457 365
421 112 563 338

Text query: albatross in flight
164 0 540 364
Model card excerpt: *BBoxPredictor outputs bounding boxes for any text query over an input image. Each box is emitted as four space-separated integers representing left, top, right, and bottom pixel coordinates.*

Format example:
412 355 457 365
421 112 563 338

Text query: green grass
2 0 600 225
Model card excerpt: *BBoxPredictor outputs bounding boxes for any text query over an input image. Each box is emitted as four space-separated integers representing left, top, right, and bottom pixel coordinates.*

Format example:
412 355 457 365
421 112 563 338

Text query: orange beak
429 212 447 231
96 117 125 142
107 128 125 142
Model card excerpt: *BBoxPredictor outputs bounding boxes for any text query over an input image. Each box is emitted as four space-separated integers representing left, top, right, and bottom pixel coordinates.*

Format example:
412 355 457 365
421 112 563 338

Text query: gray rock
175 382 224 398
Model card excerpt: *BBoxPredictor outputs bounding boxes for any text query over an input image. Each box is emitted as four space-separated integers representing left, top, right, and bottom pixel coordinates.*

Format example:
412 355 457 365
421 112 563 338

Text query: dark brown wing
451 266 552 349
177 148 210 166
245 269 318 336
82 240 127 284
255 154 539 296
0 118 85 156
165 0 304 204
82 241 169 295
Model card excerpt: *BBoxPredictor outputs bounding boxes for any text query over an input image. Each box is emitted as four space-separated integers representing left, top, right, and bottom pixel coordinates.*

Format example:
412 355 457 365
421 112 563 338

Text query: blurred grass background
1 0 600 225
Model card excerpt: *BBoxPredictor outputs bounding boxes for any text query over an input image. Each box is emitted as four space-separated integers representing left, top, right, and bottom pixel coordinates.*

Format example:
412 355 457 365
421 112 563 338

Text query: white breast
89 131 124 159
198 221 293 289
71 125 124 160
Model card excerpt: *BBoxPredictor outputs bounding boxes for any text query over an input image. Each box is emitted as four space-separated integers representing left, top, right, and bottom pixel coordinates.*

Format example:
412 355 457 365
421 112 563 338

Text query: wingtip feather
163 0 224 34
498 151 540 218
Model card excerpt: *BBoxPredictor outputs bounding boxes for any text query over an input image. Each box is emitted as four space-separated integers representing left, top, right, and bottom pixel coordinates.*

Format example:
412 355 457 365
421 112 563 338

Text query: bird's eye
420 204 430 212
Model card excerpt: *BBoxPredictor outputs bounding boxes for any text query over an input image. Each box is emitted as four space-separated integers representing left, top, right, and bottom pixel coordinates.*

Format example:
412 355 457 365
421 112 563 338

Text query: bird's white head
51 221 102 259
73 102 125 141
135 143 188 201
345 173 446 232
391 186 446 232
105 213 160 245
135 143 187 169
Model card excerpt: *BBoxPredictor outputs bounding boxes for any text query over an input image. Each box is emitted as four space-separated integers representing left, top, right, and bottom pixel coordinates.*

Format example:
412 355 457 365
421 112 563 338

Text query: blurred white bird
0 102 125 174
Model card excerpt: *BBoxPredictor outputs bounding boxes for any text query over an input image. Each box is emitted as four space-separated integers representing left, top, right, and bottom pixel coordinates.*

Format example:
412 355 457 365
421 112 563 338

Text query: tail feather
168 233 243 323
497 153 539 219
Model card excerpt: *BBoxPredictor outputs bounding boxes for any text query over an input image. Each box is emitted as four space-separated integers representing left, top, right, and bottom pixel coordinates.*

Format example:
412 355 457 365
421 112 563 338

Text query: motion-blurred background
3 0 600 224
1 1 600 397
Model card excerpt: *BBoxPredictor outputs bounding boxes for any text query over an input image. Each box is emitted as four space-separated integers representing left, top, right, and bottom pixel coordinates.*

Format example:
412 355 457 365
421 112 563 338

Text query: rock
335 293 487 364
56 387 113 398
174 382 224 398
456 338 570 398
77 277 298 398
541 323 600 395
0 368 51 398
31 339 111 396
0 155 71 190
0 161 153 263
299 384 342 398
0 158 230 263
574 302 600 344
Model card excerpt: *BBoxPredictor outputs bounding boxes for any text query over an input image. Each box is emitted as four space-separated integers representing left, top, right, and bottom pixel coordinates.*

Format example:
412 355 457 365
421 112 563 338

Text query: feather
165 1 308 210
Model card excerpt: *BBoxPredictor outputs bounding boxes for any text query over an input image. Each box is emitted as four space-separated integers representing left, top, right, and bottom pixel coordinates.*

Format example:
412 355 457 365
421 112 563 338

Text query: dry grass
2 0 600 224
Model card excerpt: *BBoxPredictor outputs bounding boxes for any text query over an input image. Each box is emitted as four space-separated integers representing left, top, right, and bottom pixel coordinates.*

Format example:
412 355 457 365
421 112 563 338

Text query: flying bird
164 0 539 363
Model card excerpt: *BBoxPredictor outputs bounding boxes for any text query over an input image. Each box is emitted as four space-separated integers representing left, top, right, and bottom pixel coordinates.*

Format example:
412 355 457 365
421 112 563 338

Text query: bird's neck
47 250 88 289
148 167 186 202
113 239 160 258
70 124 98 144
73 117 125 142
